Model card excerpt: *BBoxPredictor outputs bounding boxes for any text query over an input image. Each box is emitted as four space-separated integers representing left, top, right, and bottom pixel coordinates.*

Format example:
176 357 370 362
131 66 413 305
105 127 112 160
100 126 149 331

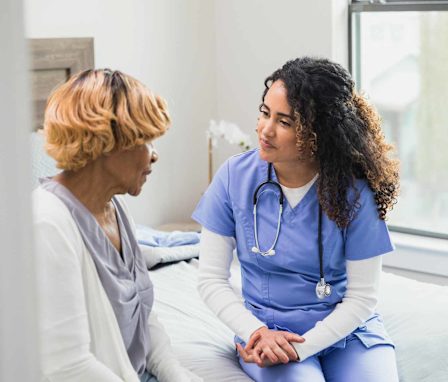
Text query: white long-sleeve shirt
198 187 381 363
33 187 201 382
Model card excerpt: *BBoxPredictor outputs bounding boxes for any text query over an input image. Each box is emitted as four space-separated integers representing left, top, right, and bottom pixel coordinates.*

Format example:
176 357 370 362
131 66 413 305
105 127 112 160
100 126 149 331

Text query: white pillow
30 131 59 188
378 272 448 382
139 244 199 269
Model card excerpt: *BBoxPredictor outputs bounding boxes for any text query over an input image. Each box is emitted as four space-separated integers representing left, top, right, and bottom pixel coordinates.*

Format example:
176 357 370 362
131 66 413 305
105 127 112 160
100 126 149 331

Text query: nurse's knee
239 355 325 382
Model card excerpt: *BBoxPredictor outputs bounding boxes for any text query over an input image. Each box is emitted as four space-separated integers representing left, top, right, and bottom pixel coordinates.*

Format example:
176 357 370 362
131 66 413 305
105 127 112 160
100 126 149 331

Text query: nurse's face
257 80 300 165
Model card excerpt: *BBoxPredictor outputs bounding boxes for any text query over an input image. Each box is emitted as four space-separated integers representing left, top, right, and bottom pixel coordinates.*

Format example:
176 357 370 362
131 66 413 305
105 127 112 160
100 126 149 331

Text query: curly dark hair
262 57 399 228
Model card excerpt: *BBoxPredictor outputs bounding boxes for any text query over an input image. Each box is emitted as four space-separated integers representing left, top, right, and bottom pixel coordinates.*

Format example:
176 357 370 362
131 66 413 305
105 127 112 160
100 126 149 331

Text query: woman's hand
237 327 304 367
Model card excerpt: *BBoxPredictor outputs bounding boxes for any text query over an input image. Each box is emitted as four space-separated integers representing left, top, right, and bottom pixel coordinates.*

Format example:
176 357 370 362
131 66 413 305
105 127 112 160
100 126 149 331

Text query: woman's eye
260 109 269 117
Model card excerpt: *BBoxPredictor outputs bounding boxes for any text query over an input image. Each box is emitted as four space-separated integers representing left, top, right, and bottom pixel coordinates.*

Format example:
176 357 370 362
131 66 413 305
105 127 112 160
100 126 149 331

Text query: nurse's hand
236 344 274 367
239 327 304 367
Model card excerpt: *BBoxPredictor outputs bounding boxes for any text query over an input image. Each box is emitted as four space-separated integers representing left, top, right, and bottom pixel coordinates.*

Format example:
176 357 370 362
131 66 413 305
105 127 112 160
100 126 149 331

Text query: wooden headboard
29 38 94 130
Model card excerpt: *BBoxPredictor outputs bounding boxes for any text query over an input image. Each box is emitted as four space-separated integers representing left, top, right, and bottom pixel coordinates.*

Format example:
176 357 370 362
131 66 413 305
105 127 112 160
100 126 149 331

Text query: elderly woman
33 69 201 382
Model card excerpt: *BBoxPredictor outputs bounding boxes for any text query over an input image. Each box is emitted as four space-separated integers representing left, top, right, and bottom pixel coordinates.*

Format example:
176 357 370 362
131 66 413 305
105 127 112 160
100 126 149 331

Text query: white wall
25 0 217 227
212 0 349 172
25 0 349 227
0 0 39 379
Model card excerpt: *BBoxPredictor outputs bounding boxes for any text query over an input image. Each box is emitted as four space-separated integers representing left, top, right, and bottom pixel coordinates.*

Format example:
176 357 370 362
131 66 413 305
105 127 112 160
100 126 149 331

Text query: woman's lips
259 138 276 150
142 169 152 176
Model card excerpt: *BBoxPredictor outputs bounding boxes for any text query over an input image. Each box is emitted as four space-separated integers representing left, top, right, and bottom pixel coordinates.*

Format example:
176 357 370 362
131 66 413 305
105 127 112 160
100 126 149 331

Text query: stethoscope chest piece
251 246 276 256
316 278 332 299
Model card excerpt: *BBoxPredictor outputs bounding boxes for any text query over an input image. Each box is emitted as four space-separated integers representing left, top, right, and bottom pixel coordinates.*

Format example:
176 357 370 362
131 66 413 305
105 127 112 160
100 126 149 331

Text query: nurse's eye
259 105 269 118
280 120 292 127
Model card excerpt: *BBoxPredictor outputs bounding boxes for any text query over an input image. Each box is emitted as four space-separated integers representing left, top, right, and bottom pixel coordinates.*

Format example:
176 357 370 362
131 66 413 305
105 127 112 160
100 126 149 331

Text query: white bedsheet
149 259 253 382
149 259 448 382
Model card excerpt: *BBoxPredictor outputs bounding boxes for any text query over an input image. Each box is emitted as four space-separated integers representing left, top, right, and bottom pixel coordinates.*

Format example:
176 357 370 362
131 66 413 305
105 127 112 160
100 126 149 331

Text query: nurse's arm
293 256 382 362
197 228 266 342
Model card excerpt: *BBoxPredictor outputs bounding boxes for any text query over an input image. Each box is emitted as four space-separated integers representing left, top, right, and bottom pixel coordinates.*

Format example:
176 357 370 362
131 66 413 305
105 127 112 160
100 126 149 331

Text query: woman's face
257 80 300 165
105 142 158 196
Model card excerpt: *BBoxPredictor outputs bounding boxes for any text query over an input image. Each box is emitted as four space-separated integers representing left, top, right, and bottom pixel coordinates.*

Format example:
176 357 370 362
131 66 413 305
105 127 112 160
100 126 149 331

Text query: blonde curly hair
44 69 170 171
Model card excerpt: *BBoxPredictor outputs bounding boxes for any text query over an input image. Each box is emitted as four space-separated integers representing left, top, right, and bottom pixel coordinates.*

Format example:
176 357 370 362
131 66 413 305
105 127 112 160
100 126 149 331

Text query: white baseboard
383 265 448 286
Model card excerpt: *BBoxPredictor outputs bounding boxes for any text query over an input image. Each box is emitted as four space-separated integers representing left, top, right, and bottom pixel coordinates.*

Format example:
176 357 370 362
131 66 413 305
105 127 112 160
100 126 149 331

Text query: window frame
348 0 448 240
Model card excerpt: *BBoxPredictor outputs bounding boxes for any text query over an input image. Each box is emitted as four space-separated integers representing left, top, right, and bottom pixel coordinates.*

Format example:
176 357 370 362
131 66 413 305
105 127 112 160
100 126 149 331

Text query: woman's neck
273 160 318 188
53 161 120 216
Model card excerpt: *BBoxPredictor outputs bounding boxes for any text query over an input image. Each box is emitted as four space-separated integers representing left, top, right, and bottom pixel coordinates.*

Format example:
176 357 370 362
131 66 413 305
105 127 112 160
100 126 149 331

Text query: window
350 1 448 238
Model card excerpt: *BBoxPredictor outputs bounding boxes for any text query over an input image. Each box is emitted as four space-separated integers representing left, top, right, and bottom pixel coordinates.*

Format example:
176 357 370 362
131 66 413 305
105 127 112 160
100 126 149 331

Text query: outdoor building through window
350 0 448 238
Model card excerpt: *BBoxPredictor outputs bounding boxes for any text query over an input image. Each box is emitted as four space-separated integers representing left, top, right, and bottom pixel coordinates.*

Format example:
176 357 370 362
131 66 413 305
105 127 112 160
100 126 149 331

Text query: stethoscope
251 163 332 299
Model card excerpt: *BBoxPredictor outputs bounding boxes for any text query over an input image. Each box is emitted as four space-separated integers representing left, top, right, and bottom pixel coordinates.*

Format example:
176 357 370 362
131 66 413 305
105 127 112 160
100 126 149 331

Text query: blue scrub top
193 149 395 350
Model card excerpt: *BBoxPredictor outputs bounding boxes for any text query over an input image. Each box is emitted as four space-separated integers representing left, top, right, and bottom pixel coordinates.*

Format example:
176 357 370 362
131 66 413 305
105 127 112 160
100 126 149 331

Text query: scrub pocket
352 313 395 349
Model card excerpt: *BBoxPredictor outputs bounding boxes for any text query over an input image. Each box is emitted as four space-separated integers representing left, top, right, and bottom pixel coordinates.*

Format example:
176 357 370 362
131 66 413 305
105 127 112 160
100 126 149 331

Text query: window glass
352 10 448 236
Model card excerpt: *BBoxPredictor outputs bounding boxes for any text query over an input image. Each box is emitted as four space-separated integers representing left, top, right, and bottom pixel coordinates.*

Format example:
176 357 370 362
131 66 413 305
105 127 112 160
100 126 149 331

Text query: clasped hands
236 326 304 368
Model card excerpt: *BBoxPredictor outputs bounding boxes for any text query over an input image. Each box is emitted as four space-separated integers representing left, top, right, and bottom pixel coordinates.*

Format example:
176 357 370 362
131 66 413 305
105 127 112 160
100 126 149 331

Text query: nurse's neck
273 160 318 188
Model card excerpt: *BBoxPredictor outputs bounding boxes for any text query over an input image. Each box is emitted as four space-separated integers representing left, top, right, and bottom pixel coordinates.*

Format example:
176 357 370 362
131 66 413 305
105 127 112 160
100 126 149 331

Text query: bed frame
29 37 94 130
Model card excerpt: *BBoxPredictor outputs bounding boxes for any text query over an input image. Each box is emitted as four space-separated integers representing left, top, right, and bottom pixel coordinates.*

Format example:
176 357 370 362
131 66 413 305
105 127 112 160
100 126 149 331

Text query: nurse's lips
260 138 276 150
142 169 152 176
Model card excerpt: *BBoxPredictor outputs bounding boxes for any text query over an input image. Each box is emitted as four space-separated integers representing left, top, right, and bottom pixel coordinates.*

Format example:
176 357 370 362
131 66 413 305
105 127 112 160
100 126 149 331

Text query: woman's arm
292 256 382 361
146 312 202 382
35 218 126 381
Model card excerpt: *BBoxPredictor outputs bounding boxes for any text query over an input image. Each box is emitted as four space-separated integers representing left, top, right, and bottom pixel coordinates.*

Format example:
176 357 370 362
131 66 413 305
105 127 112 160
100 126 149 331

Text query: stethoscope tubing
252 162 332 298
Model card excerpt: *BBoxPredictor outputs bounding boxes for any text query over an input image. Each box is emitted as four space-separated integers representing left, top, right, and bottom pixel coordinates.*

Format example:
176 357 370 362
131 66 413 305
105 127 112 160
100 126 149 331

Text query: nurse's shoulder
226 148 260 174
347 177 382 224
223 148 262 197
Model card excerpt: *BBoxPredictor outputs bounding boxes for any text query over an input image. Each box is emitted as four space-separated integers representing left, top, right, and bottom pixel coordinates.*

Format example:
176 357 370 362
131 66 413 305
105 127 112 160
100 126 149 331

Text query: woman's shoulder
32 186 77 231
32 187 83 255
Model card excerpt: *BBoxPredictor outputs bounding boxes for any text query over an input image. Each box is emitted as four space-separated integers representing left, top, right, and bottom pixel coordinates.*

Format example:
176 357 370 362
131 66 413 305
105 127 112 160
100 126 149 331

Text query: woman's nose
150 148 159 163
146 143 159 163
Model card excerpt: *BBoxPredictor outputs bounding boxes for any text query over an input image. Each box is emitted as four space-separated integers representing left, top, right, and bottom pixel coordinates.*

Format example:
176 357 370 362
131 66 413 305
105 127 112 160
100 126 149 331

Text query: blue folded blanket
136 225 200 247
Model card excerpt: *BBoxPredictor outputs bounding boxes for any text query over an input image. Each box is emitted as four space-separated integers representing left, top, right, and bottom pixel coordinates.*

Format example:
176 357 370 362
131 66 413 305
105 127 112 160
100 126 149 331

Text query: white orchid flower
207 120 252 151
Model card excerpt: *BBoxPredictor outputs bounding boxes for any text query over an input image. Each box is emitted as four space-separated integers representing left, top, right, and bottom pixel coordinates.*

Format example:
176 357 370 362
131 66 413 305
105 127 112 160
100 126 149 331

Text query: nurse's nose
260 118 276 137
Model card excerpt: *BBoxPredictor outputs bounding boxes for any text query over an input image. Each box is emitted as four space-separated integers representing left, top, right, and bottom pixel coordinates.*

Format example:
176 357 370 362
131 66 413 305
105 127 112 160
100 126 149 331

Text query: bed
147 254 448 382
31 130 448 381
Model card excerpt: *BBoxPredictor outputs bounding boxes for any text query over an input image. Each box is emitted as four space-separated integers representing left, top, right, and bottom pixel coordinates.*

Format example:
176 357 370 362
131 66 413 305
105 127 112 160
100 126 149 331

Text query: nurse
192 57 400 381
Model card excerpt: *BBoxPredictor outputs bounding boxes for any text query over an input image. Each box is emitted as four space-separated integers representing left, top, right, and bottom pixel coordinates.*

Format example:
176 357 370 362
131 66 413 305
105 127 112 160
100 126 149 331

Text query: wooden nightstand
156 221 202 232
